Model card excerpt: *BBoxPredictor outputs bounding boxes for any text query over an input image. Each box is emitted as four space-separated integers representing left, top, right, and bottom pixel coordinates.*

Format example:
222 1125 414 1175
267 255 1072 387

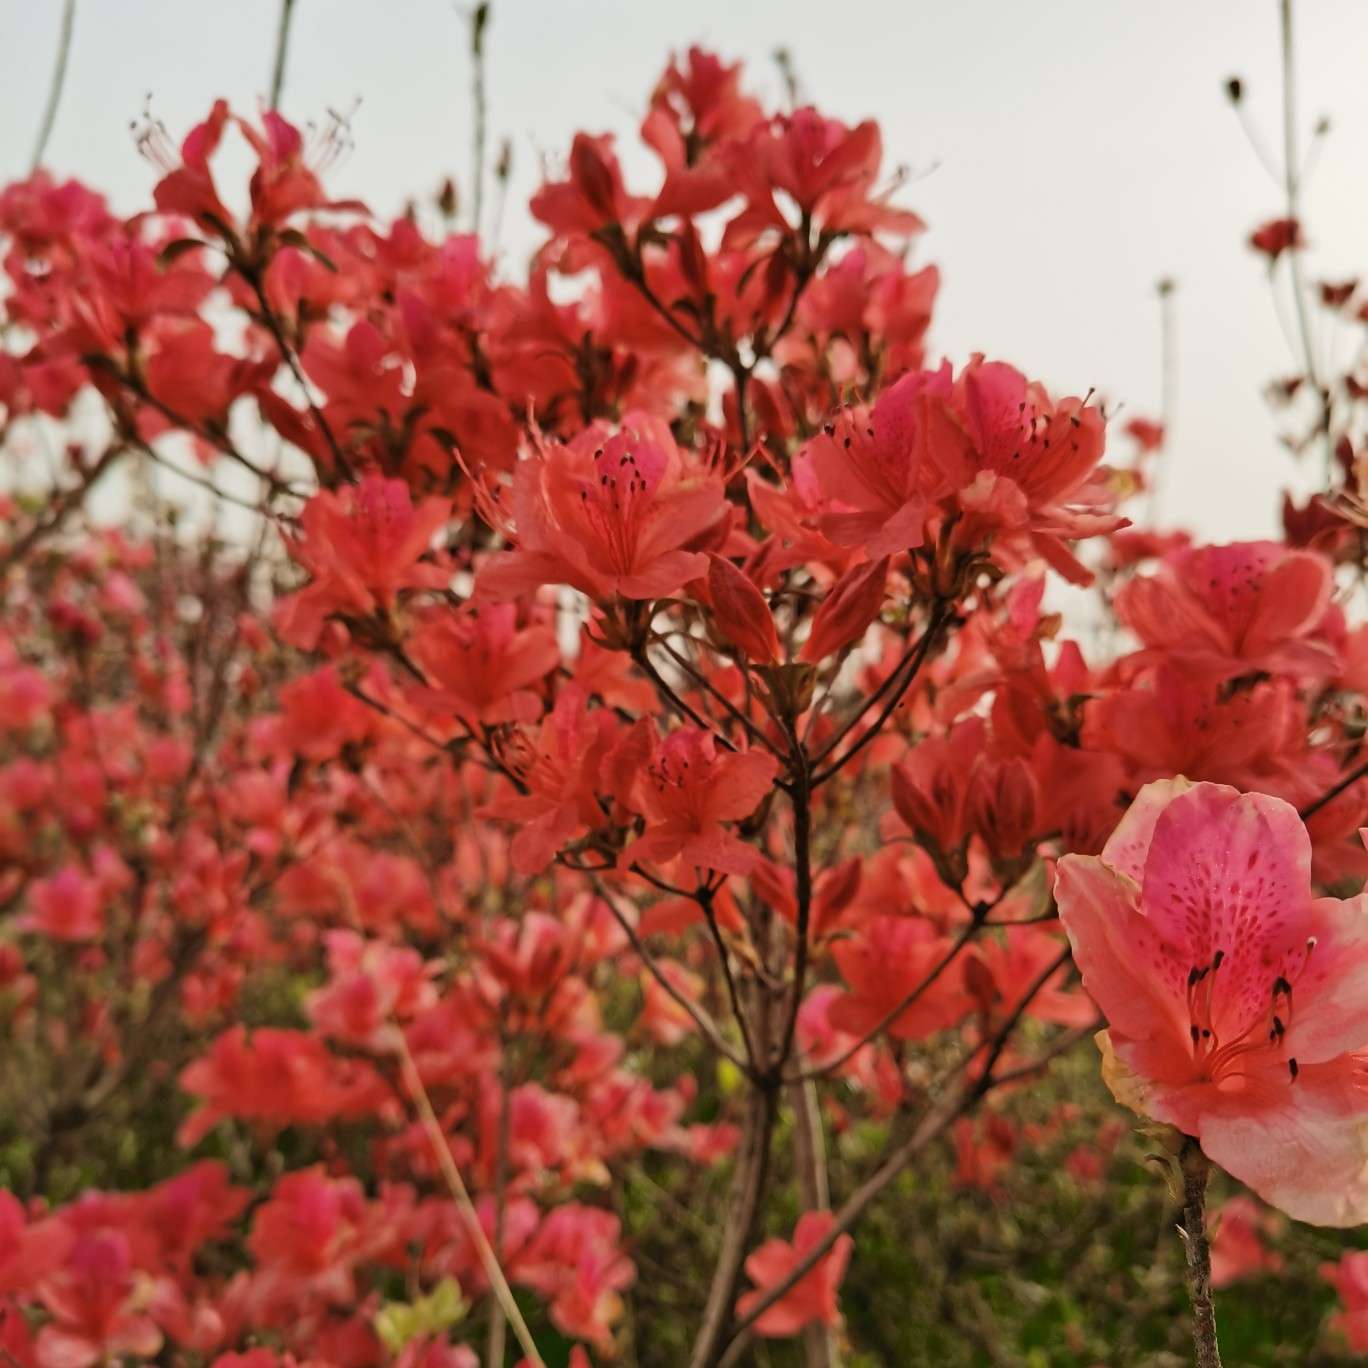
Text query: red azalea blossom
619 726 778 875
736 1211 853 1337
474 414 729 604
276 476 452 648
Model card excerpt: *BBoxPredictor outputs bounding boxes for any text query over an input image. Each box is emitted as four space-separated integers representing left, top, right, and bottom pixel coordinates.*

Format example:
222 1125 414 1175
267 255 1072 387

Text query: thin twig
243 272 355 480
987 1017 1098 1087
1298 754 1368 820
395 1032 545 1367
635 645 739 751
1278 0 1333 480
136 439 288 517
810 603 950 784
1146 278 1177 525
30 0 77 172
486 1028 512 1368
586 872 751 1073
0 442 122 576
269 0 298 109
467 2 491 236
657 636 786 760
698 886 759 1067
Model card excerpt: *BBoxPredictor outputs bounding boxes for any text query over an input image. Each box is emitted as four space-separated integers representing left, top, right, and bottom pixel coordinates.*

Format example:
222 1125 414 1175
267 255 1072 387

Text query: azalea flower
275 477 452 649
480 686 622 875
618 726 777 876
1323 1250 1368 1351
803 365 946 558
736 1210 853 1337
1056 778 1368 1225
1113 540 1337 682
409 603 560 726
1208 1195 1282 1288
724 109 923 250
828 915 972 1041
474 414 729 605
932 357 1117 583
34 1229 163 1368
17 865 103 941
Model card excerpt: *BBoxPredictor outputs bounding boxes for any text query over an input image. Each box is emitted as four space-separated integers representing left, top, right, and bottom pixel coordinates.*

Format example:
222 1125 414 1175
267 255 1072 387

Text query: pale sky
6 0 1368 542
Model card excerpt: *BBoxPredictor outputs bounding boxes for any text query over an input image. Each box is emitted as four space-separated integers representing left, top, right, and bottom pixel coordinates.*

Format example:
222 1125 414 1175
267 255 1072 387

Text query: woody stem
688 1084 780 1368
1178 1139 1223 1368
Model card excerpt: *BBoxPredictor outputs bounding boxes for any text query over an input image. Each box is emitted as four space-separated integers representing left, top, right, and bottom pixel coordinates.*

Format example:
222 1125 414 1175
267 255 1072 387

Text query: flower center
1185 937 1317 1085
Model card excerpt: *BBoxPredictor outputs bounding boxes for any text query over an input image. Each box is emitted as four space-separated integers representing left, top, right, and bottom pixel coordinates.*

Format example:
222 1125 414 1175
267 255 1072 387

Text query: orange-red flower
618 726 777 875
736 1211 853 1338
475 414 728 605
275 477 451 649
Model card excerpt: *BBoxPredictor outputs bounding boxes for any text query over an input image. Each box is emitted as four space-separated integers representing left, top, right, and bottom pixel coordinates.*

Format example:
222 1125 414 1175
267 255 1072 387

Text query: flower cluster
3 37 1368 1367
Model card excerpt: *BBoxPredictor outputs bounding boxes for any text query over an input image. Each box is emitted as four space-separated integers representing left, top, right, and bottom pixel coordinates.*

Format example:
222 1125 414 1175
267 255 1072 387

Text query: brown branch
1298 754 1368 820
1177 1139 1224 1368
586 872 751 1074
0 442 122 576
809 600 951 784
688 1086 780 1368
771 742 812 1073
789 1074 836 1368
712 948 1072 1365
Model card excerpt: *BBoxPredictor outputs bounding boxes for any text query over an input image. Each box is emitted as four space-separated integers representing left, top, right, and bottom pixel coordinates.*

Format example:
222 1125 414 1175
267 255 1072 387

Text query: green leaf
373 1278 468 1353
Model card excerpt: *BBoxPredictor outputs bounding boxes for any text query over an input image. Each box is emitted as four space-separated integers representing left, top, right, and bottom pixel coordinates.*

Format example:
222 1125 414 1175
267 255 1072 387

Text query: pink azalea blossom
1056 779 1368 1226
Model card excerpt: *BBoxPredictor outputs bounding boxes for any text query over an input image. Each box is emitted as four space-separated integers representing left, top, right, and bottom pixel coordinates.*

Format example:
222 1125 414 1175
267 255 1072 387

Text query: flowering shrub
3 29 1368 1368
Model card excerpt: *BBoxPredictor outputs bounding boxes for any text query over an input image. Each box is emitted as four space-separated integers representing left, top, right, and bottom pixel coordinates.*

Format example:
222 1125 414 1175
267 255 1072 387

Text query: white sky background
4 0 1368 543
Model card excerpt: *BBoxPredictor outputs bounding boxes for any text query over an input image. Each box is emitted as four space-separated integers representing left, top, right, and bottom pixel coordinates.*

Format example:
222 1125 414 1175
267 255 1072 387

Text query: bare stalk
1146 277 1177 525
269 0 298 109
30 0 77 172
486 1035 512 1368
468 3 491 236
790 1077 837 1367
1278 0 1333 478
395 1033 545 1367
